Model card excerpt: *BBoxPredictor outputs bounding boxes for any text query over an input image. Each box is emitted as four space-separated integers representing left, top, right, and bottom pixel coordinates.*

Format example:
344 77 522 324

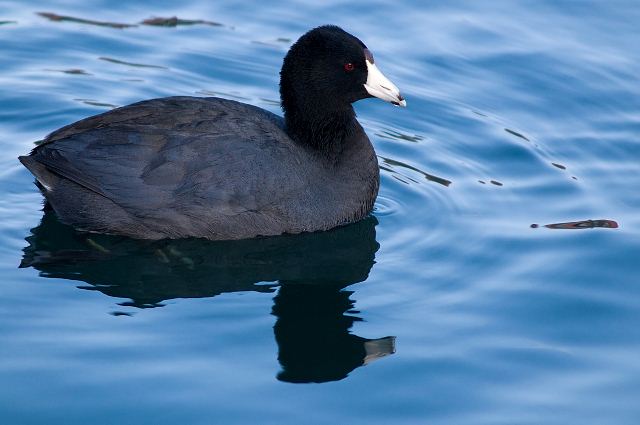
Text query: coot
19 25 405 240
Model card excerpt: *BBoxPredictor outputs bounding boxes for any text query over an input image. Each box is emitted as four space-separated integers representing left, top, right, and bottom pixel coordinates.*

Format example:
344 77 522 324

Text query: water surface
1 1 639 424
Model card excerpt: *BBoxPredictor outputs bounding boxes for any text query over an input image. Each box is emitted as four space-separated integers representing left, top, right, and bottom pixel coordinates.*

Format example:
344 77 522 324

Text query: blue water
1 1 640 424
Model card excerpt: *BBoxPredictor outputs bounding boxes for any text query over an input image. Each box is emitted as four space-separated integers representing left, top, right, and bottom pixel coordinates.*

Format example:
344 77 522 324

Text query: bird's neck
282 95 379 226
283 100 358 159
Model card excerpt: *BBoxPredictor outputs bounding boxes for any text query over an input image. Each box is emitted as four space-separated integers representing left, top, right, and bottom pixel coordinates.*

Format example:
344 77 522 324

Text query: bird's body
21 96 378 239
20 25 403 240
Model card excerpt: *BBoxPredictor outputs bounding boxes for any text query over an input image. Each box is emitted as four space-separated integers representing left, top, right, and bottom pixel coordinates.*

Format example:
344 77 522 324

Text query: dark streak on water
37 12 136 29
531 219 620 230
552 162 567 170
141 17 223 27
380 156 452 187
504 128 530 142
73 98 118 108
45 68 92 75
99 56 168 69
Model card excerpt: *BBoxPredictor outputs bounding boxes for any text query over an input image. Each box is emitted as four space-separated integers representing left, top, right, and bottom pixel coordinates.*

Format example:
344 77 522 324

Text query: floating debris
478 180 486 184
37 12 135 28
504 128 530 142
531 219 619 230
276 37 291 43
141 16 222 27
110 311 133 317
99 56 167 69
490 180 503 186
552 162 567 170
0 20 17 26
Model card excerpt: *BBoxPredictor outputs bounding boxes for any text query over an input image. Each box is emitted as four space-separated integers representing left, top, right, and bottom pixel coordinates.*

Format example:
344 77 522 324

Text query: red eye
344 62 355 72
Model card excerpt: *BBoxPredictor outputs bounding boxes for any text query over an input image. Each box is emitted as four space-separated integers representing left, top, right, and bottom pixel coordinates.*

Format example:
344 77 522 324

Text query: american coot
19 25 405 240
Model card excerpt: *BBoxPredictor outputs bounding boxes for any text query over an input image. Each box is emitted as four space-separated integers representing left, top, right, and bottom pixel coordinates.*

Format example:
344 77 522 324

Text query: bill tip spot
392 97 407 107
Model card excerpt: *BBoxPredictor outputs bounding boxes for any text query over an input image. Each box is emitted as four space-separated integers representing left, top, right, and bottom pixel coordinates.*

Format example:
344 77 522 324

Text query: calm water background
1 1 639 424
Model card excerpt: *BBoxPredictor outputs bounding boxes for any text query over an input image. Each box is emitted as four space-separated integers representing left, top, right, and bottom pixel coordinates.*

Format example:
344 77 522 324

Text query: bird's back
21 97 314 239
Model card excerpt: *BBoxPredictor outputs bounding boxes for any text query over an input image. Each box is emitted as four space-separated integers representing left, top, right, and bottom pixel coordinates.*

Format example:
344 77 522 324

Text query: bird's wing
29 96 305 219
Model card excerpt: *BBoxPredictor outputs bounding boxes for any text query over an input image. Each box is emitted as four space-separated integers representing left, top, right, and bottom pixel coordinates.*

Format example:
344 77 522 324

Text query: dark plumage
19 25 405 240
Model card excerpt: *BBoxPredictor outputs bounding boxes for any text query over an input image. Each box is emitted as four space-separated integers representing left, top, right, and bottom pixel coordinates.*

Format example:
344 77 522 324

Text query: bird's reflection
21 210 395 383
273 284 395 383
